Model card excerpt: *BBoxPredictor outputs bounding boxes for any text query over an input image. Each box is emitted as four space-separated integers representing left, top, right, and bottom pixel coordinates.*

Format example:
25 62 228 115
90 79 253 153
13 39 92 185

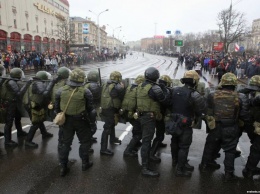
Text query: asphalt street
0 52 259 194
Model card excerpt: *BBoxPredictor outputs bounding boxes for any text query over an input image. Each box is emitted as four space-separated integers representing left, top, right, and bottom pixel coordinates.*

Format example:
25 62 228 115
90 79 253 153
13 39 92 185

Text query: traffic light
174 40 184 47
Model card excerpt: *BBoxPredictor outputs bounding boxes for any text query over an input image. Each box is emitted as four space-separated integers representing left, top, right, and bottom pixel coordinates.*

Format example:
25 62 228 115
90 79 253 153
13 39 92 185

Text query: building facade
0 0 69 52
251 18 260 51
70 17 107 52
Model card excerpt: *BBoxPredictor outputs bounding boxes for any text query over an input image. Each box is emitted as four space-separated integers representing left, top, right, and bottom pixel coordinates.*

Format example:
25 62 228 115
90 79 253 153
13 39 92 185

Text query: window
26 23 29 31
36 25 38 33
0 15 1 25
45 27 47 34
14 19 17 28
35 15 38 22
44 19 46 25
52 29 53 35
54 2 59 8
51 21 53 27
60 5 64 11
48 0 53 5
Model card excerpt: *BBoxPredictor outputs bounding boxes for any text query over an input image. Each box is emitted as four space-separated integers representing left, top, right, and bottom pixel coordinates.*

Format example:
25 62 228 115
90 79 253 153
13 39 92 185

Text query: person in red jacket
209 58 217 78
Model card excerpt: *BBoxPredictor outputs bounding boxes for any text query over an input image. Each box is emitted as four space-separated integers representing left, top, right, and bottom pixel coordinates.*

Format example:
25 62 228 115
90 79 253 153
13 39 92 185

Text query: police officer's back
166 70 205 177
55 68 97 177
100 71 125 156
136 67 169 177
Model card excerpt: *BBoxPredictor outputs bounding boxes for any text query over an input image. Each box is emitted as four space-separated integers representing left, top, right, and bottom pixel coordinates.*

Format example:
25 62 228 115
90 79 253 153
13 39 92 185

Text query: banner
212 42 224 51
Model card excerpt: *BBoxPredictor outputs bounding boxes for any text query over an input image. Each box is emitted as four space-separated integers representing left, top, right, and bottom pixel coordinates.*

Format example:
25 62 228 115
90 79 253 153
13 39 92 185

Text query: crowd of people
178 52 260 84
0 51 260 183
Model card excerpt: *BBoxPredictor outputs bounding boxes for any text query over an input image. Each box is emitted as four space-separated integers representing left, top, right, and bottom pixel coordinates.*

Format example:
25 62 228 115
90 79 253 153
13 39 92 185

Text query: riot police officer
166 70 206 177
85 70 101 147
242 75 260 178
150 75 172 163
122 75 145 157
100 71 125 156
55 68 97 177
136 67 169 177
25 71 57 148
199 73 250 182
50 67 71 149
1 68 31 146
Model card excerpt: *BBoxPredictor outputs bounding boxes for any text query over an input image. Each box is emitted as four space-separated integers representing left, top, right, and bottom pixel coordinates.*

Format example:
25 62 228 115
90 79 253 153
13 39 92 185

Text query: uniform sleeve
111 83 125 100
150 84 169 105
7 79 30 98
191 90 206 117
54 88 62 114
252 95 260 106
206 92 214 116
238 93 251 122
84 88 97 123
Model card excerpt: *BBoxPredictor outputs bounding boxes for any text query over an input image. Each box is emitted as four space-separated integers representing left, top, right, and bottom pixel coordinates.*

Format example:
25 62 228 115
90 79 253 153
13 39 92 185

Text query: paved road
0 53 259 194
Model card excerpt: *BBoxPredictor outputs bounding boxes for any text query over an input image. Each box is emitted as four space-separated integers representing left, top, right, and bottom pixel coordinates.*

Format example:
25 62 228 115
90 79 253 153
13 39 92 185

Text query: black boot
207 161 221 169
150 140 161 163
141 164 160 177
124 145 138 157
82 160 93 171
110 128 121 145
100 133 114 156
42 132 53 139
224 171 238 182
235 150 241 158
5 140 18 147
60 164 69 177
184 162 194 171
176 165 192 177
100 149 114 156
242 167 254 179
25 140 38 148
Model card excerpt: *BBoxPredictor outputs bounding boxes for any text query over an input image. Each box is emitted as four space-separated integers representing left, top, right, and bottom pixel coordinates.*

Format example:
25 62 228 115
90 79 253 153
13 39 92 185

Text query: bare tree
217 3 246 53
56 19 75 53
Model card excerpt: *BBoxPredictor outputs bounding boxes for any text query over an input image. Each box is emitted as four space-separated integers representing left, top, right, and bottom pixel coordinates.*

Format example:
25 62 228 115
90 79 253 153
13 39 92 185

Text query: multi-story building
70 16 107 52
0 0 69 52
251 18 260 51
107 36 122 53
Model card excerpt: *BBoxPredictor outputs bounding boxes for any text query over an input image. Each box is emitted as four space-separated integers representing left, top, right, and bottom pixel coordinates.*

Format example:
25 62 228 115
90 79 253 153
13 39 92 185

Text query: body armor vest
51 79 66 102
100 83 121 109
213 90 239 121
171 86 194 118
121 85 137 111
60 85 86 115
136 83 160 113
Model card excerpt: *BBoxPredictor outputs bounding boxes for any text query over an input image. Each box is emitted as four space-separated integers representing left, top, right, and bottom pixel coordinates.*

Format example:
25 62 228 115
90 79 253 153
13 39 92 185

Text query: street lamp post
89 9 109 54
107 24 121 53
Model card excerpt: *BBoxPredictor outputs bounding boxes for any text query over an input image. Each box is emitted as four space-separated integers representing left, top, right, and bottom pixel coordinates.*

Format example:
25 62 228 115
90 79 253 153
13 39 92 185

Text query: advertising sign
212 42 224 51
82 23 89 34
154 35 164 39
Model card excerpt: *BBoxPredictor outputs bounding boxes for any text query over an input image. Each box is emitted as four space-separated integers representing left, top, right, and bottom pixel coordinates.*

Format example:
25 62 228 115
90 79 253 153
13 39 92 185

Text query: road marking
119 125 133 141
0 125 31 140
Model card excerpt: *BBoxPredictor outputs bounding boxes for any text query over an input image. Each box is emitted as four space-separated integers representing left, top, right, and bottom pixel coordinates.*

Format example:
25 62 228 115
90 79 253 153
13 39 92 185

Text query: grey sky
69 0 260 42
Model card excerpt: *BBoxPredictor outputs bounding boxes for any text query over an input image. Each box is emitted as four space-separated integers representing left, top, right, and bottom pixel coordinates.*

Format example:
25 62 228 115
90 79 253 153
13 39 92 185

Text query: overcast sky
69 0 260 42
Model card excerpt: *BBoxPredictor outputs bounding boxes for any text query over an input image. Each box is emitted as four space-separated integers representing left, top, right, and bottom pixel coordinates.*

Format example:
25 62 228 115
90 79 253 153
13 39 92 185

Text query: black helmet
144 67 160 82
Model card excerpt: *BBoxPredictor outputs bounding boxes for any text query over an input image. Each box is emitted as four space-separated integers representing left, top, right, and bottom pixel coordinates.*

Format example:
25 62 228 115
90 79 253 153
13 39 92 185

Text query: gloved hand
90 122 97 135
205 115 216 130
254 121 260 135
